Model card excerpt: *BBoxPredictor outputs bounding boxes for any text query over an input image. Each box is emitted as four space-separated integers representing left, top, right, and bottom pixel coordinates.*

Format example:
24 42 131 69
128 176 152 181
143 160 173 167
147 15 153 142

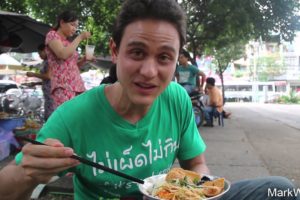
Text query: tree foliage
180 0 300 61
1 0 121 56
256 54 286 81
207 40 247 100
0 0 27 13
24 0 121 55
180 0 300 101
1 0 299 67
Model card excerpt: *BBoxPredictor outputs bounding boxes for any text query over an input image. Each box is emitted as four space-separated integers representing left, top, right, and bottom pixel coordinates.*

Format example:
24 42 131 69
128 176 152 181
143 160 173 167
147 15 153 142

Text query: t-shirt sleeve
170 83 206 160
45 30 60 45
191 65 200 75
15 108 74 176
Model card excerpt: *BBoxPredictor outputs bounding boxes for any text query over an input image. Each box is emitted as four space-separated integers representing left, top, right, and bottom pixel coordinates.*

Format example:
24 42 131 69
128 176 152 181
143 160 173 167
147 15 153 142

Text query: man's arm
0 161 37 200
26 71 50 81
179 154 210 175
198 71 206 90
0 139 79 200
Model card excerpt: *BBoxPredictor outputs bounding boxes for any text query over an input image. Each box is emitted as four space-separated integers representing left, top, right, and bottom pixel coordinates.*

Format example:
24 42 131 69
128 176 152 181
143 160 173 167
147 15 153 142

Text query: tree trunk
217 62 226 105
219 71 225 105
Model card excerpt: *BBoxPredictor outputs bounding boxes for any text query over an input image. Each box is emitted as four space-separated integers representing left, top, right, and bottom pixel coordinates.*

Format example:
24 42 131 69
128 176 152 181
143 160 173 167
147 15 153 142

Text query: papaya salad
151 168 226 200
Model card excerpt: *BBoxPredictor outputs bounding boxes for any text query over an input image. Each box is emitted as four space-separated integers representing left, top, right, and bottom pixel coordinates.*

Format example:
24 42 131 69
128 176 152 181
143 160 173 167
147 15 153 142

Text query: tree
180 0 300 102
25 0 121 56
0 0 27 13
256 54 286 81
1 0 121 56
180 0 300 64
207 40 247 102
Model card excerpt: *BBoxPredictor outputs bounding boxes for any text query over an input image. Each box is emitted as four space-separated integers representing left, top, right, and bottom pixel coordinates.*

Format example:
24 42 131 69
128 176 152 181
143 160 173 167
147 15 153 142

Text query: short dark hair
37 44 46 51
180 49 191 60
206 77 215 86
112 0 186 50
54 11 78 30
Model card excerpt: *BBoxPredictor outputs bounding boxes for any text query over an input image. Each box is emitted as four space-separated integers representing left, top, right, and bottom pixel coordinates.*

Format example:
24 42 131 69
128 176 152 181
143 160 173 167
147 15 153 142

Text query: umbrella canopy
0 10 51 53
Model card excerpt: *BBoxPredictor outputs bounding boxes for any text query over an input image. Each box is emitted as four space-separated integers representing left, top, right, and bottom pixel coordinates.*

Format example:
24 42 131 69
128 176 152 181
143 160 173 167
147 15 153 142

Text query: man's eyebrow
127 41 177 53
127 41 147 48
159 45 177 54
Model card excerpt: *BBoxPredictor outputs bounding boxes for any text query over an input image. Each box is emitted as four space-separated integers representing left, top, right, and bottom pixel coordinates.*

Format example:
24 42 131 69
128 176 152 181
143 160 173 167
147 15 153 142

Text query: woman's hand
80 31 91 41
20 138 80 184
26 72 34 77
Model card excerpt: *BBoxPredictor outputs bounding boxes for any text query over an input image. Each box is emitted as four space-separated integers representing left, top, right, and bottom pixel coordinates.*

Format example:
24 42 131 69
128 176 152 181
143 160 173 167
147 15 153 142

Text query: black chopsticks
18 136 144 184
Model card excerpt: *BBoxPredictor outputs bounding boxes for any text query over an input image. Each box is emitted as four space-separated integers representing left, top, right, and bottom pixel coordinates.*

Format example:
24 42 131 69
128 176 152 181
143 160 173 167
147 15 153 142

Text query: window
258 85 273 92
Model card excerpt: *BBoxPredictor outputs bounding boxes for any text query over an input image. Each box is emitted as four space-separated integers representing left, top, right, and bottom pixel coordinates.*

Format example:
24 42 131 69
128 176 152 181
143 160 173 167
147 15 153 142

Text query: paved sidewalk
198 114 270 183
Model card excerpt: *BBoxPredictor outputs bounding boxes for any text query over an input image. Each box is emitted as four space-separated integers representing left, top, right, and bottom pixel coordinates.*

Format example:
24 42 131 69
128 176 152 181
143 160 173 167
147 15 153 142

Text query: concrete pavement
197 103 300 187
198 107 270 183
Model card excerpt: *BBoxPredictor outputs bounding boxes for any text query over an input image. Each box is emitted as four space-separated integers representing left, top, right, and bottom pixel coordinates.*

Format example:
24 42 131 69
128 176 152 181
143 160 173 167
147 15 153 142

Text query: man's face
206 83 213 90
178 54 188 65
110 19 180 106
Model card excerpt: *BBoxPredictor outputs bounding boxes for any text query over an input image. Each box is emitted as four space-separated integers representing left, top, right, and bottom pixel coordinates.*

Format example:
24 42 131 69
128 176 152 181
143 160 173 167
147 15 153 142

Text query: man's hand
20 139 80 184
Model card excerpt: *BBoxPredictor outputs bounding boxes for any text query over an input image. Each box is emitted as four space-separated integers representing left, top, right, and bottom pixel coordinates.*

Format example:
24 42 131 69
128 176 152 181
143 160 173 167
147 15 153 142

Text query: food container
138 174 231 200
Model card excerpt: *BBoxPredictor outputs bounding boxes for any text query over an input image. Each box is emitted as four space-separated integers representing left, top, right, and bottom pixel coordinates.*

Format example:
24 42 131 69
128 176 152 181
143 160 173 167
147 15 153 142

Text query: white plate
138 174 231 200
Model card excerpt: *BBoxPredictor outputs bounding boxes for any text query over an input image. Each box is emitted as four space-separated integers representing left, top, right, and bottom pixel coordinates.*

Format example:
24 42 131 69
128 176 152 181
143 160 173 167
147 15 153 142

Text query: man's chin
131 95 156 107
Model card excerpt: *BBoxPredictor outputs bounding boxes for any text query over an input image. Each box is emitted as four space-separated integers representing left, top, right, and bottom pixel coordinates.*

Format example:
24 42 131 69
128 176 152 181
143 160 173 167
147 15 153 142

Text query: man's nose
140 58 158 78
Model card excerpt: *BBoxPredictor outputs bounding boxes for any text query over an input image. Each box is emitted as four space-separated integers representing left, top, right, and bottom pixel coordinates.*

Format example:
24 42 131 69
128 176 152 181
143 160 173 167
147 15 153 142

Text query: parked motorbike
189 91 205 127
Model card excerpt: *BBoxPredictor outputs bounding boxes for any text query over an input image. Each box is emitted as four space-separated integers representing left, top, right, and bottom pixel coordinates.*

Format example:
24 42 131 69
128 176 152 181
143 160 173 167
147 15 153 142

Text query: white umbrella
0 53 21 66
0 53 23 75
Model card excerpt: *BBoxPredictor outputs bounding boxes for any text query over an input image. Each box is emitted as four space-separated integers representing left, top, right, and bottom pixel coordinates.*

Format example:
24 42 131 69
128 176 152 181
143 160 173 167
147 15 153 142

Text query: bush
276 91 300 104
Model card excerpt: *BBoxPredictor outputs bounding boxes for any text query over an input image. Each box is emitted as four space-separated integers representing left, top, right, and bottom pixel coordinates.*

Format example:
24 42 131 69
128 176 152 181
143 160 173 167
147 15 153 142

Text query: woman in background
45 11 91 108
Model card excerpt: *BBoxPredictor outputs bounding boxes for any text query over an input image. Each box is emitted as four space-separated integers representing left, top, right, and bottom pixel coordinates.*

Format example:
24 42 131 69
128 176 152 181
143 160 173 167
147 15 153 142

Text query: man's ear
109 38 118 64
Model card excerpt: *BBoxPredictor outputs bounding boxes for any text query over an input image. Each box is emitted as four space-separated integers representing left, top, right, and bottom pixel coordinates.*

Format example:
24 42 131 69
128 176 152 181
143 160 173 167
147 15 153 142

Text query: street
201 103 300 187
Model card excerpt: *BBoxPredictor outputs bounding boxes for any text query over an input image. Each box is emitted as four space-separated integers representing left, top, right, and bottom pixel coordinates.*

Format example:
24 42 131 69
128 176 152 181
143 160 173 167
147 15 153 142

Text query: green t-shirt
16 82 206 199
176 64 200 86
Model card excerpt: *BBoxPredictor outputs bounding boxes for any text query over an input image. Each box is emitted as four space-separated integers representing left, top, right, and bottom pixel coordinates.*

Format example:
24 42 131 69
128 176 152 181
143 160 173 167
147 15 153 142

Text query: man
0 0 298 200
202 77 223 127
175 50 206 94
26 44 54 121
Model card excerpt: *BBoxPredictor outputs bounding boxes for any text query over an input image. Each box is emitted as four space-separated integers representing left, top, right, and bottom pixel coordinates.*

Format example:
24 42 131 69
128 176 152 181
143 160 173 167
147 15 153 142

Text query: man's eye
130 50 144 59
159 54 172 63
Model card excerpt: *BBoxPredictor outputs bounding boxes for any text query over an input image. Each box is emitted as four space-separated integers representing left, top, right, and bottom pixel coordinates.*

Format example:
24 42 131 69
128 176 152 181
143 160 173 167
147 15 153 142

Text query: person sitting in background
202 85 232 120
203 77 223 127
175 50 206 94
26 44 54 121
